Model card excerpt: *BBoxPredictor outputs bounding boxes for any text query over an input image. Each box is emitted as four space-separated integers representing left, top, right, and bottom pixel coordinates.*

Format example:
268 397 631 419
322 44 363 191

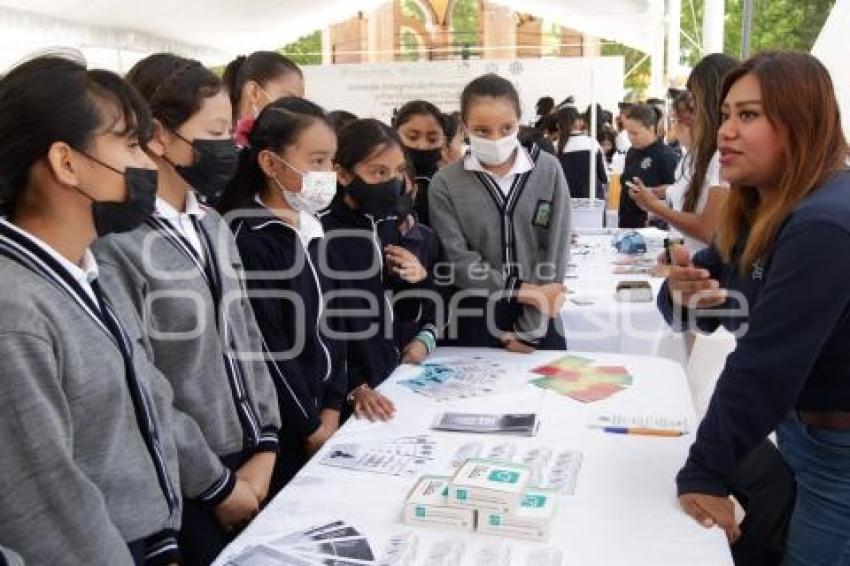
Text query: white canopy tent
488 0 663 54
0 0 386 71
0 0 665 75
812 0 850 137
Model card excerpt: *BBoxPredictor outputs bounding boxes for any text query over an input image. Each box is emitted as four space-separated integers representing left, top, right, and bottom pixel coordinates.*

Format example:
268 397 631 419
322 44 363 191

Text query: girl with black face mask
319 119 440 423
393 100 446 227
0 55 185 566
93 53 281 566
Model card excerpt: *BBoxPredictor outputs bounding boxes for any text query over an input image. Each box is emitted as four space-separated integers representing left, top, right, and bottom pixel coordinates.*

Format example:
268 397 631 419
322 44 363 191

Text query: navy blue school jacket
230 199 347 441
319 196 439 389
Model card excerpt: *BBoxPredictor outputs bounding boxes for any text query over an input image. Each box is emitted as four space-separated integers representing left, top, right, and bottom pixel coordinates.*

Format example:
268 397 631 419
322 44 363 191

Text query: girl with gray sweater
429 74 570 351
0 55 183 566
93 54 280 565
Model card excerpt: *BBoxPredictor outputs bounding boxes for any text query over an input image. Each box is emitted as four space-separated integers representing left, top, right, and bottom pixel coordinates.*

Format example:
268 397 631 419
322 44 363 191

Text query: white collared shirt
155 191 207 260
298 210 325 247
253 194 325 247
0 218 99 305
463 143 535 196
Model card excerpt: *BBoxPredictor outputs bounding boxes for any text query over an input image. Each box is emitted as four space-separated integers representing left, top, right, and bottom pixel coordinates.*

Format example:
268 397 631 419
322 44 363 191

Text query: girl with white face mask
429 73 571 353
218 97 346 492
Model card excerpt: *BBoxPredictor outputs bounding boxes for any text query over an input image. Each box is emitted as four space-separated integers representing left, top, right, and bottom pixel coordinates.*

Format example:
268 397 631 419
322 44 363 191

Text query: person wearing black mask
93 53 280 565
393 100 446 226
319 119 440 423
0 54 188 566
141 56 239 206
168 132 238 206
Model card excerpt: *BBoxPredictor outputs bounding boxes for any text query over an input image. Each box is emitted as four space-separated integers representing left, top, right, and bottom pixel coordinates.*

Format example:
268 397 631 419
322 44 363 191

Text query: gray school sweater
0 256 181 565
428 146 571 343
93 207 280 500
0 546 24 566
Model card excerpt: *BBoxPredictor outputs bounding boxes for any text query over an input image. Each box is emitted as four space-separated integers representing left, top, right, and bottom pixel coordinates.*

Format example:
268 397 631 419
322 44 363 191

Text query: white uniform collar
155 190 206 219
252 194 325 244
0 218 98 286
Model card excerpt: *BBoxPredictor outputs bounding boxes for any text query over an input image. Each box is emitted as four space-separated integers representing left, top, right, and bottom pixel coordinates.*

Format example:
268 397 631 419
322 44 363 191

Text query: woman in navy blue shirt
659 52 850 564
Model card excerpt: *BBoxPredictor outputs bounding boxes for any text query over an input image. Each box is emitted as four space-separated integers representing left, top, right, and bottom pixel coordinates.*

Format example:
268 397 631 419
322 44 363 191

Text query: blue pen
596 426 684 437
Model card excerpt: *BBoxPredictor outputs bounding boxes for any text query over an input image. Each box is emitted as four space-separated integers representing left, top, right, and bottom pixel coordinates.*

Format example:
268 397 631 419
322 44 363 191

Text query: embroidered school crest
533 200 553 228
751 259 765 281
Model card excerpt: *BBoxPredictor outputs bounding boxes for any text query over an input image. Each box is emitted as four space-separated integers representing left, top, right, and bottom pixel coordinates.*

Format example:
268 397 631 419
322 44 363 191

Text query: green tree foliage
602 43 651 93
612 0 835 94
280 30 321 65
400 0 428 21
451 0 480 48
722 0 835 57
681 0 835 64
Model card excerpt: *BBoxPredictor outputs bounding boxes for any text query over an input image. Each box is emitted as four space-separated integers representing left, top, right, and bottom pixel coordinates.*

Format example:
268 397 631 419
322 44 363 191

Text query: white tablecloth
563 229 688 366
215 348 731 566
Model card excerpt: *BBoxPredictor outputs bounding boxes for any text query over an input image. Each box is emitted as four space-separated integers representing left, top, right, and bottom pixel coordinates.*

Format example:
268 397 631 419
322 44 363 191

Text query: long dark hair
683 53 738 212
555 106 582 154
217 97 329 215
126 53 222 131
442 111 461 145
716 51 849 273
222 51 302 120
535 96 555 116
0 55 151 215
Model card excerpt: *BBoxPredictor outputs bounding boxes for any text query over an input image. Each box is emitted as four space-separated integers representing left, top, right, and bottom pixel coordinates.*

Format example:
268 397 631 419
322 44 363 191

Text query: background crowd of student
0 46 847 566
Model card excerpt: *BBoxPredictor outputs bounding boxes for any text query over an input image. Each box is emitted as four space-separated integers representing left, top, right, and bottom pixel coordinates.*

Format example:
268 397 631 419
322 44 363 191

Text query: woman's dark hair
716 51 848 274
222 51 302 120
671 90 694 119
683 53 738 212
554 106 582 154
623 104 659 130
583 103 606 132
598 125 618 160
393 100 443 130
537 113 559 137
336 118 403 173
126 53 222 131
460 74 521 120
518 126 555 155
327 110 358 135
535 96 555 116
441 111 461 146
0 55 152 215
217 97 329 215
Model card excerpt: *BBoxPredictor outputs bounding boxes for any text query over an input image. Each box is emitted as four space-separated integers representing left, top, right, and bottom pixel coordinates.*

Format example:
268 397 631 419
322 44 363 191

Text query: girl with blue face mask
429 74 571 352
218 97 345 492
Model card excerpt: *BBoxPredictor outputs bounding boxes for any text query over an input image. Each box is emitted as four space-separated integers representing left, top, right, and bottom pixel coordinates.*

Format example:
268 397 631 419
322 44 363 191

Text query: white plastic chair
686 328 737 421
686 328 746 522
